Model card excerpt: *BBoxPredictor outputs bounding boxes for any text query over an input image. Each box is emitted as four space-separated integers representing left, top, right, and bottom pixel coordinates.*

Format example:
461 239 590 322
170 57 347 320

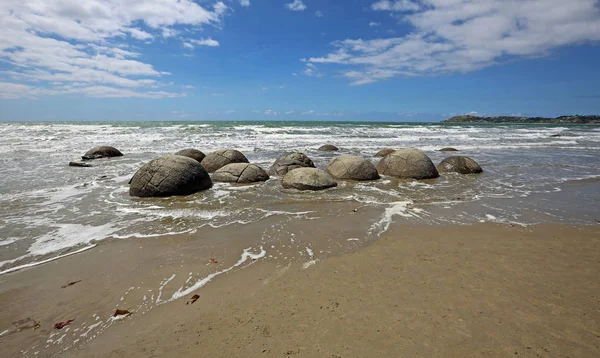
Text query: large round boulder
376 148 439 179
175 149 206 163
212 163 270 184
437 156 483 174
318 144 339 151
327 155 380 181
269 152 315 176
130 155 212 197
201 149 249 173
375 148 396 157
82 146 123 160
281 168 337 191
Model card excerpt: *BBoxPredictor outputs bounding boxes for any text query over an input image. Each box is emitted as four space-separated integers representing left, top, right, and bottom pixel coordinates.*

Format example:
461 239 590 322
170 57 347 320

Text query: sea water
1 121 599 273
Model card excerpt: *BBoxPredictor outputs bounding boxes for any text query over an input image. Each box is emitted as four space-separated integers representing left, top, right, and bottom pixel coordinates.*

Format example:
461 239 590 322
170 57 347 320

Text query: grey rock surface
327 155 380 181
281 168 337 191
376 148 439 179
130 155 213 197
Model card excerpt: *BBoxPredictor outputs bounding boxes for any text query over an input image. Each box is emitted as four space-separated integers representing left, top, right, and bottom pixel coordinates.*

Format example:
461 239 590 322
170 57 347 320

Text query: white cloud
303 63 322 77
371 0 420 12
128 28 154 41
286 0 307 12
211 93 225 96
190 38 220 47
301 110 315 115
0 0 229 99
264 109 280 115
240 0 251 7
309 0 600 85
315 11 324 18
369 22 381 27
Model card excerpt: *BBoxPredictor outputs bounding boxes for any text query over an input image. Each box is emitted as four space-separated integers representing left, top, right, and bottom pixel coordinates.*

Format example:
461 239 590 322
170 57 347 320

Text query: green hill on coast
443 114 600 124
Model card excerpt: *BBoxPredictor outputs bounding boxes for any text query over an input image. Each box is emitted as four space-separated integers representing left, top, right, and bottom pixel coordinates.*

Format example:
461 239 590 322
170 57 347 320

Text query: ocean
1 121 599 274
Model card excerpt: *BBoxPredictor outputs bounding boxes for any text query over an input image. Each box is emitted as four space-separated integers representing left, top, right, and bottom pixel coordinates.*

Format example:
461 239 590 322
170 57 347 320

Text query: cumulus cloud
371 0 420 12
308 0 600 85
286 0 307 12
190 38 220 47
0 0 230 99
240 0 251 7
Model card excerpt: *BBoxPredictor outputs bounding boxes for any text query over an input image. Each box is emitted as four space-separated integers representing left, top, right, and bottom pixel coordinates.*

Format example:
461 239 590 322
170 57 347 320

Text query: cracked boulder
327 155 380 181
212 163 270 184
376 148 439 179
282 168 337 191
129 155 212 197
375 148 396 157
175 149 206 163
82 146 123 160
269 152 315 176
437 156 483 174
201 149 249 173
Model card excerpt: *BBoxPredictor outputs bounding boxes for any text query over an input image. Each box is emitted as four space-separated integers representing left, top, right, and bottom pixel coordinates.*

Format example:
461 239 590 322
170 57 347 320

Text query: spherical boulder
129 155 213 197
175 149 206 163
437 156 483 174
318 144 339 151
439 147 458 152
82 146 123 160
282 168 337 191
201 149 249 173
327 155 380 181
212 163 270 184
375 148 396 157
269 152 315 176
376 148 439 179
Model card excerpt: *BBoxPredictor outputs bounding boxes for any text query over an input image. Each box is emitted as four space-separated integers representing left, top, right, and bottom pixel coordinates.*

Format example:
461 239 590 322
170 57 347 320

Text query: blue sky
1 0 600 122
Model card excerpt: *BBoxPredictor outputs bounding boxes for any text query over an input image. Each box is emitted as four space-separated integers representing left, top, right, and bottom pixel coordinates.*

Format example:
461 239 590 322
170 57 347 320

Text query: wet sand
2 222 599 357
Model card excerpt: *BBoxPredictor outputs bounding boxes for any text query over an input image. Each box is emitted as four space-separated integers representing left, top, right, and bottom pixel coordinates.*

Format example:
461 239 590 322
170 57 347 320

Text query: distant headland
442 114 600 124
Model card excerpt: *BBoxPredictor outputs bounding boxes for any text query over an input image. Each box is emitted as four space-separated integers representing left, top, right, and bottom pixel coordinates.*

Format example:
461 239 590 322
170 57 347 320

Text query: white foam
169 246 266 301
0 244 97 276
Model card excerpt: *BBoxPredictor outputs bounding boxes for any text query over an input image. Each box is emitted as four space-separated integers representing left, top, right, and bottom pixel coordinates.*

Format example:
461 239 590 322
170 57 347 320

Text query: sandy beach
2 221 599 357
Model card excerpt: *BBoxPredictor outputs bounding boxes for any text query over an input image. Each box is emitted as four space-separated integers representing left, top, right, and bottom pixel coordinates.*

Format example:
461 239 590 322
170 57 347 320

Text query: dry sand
15 223 593 357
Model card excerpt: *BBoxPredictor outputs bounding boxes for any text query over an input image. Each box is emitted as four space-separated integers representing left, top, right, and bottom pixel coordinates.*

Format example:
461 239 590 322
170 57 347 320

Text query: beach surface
2 222 599 357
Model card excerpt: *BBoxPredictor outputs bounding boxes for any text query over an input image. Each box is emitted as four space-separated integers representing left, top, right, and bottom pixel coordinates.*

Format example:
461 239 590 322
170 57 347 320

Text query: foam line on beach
0 244 97 276
169 246 266 302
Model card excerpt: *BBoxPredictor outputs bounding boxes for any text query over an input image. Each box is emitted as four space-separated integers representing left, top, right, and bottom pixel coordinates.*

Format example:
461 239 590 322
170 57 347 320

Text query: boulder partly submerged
439 147 458 152
212 163 270 184
69 161 93 168
175 149 206 163
282 168 337 191
129 155 212 197
327 155 380 181
437 156 483 174
82 146 123 160
375 148 396 157
318 144 339 151
269 152 315 176
376 148 439 179
201 149 249 173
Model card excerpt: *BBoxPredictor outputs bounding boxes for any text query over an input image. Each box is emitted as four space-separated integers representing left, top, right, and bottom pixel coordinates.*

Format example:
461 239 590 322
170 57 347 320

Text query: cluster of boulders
73 144 483 198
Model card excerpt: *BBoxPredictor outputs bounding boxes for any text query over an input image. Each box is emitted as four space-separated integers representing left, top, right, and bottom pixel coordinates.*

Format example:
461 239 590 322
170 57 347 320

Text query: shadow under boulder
130 155 213 197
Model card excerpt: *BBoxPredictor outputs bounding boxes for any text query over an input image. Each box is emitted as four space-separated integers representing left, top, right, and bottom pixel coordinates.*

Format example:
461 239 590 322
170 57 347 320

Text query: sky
1 0 600 122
